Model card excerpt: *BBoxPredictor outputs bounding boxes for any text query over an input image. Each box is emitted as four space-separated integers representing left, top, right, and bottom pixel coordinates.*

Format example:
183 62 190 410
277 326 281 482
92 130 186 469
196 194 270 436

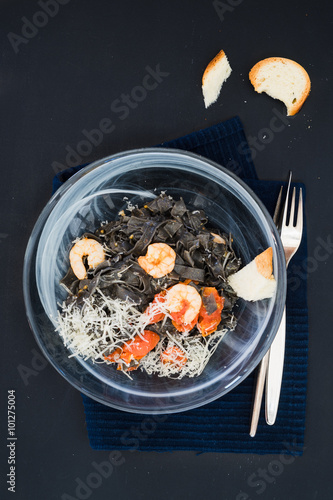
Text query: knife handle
265 307 286 425
249 351 270 437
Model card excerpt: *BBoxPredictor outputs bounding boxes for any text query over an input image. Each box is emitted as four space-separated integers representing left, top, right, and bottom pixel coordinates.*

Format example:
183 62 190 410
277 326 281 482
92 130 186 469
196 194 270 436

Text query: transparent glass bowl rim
23 147 287 413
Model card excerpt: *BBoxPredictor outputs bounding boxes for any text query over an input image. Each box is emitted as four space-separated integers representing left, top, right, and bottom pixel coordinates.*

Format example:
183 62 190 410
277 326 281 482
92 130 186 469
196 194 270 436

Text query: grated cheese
140 328 229 379
56 288 236 378
56 289 148 362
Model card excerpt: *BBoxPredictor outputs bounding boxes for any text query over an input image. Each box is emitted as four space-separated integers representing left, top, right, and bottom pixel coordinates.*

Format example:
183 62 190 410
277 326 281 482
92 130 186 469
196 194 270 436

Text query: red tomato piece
104 348 121 363
172 316 198 333
117 363 139 372
161 346 187 368
144 291 166 324
105 330 160 365
123 330 160 360
197 287 225 337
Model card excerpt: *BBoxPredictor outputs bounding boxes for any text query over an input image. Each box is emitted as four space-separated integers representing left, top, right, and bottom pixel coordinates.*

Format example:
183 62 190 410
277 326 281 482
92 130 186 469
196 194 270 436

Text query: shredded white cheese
56 288 235 378
56 289 148 362
140 328 229 379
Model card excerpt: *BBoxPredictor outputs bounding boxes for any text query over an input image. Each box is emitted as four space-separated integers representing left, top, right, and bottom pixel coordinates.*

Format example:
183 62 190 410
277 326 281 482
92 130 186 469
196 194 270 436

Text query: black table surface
1 0 332 499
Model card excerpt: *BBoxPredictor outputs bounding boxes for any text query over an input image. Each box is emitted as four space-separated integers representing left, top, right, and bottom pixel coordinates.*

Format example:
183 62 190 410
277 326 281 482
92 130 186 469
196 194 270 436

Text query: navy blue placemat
53 117 308 455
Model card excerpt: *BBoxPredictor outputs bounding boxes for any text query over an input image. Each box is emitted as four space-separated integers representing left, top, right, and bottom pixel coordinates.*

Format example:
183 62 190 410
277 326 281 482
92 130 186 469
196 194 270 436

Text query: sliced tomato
182 279 199 285
104 347 121 363
105 330 160 365
197 287 225 337
144 291 166 324
182 279 191 285
120 330 160 361
172 315 198 333
117 363 139 372
120 351 134 364
161 346 187 368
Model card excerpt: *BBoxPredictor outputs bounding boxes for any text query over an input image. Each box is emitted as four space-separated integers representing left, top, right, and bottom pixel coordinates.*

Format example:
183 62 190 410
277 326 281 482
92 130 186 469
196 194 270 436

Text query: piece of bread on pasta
228 247 277 301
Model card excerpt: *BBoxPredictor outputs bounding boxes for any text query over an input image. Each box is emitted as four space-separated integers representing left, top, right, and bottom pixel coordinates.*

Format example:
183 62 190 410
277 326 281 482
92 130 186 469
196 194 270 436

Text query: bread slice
249 57 311 116
254 246 273 279
228 247 276 301
202 50 232 108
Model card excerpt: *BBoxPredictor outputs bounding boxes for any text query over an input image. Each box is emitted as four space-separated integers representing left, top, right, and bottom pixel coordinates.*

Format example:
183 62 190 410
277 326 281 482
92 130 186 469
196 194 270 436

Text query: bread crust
202 50 226 85
254 247 273 279
249 57 311 115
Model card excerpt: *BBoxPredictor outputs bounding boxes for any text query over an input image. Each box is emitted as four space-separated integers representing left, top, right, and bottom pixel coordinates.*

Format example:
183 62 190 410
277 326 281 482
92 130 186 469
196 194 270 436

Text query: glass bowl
23 148 286 414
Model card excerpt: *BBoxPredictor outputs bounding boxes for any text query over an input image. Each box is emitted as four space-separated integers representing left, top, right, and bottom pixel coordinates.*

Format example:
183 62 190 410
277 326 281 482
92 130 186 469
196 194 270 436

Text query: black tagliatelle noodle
57 193 242 379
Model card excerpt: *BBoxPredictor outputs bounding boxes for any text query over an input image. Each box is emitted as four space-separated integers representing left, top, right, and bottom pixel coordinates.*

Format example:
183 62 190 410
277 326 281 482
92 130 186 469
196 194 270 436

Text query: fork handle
265 307 286 425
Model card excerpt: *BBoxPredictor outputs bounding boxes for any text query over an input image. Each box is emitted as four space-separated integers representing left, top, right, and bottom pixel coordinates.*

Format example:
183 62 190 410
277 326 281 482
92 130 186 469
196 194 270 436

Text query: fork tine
289 187 296 226
295 188 303 232
281 172 292 228
273 186 283 226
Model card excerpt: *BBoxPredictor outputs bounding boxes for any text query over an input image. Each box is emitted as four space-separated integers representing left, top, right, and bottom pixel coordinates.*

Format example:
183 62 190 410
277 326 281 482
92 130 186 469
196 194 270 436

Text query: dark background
1 0 332 499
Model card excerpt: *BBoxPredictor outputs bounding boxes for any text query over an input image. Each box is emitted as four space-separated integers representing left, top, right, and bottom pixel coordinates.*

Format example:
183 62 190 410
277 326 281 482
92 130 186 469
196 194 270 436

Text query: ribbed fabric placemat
53 117 308 455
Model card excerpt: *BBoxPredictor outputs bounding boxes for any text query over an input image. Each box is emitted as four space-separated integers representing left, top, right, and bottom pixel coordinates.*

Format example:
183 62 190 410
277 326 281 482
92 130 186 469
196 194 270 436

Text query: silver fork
265 179 303 425
249 184 284 437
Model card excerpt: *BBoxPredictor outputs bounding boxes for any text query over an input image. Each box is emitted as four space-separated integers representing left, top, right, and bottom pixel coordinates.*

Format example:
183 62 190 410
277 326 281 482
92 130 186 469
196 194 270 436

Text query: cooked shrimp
138 243 176 278
166 283 202 331
69 237 105 280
